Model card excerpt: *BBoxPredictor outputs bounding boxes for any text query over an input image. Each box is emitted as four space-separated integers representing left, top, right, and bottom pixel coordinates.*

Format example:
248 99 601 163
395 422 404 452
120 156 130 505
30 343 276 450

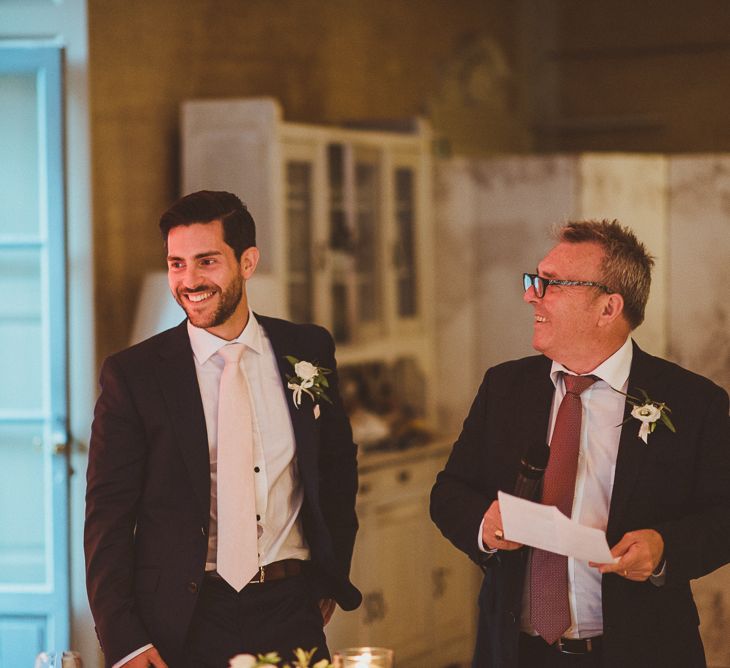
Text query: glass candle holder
332 647 394 668
61 651 83 667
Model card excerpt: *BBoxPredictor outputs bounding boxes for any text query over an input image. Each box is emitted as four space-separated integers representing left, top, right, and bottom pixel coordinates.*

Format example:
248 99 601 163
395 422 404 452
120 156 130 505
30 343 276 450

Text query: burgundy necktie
530 372 597 644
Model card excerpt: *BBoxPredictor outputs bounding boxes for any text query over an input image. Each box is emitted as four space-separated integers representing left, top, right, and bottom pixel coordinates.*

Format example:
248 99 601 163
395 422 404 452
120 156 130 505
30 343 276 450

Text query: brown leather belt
553 635 602 655
205 559 304 586
248 558 303 584
520 633 603 657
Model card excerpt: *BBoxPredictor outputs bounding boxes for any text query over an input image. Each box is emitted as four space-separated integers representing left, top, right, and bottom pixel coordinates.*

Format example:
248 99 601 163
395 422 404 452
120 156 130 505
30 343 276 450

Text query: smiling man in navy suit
85 191 361 668
431 220 730 667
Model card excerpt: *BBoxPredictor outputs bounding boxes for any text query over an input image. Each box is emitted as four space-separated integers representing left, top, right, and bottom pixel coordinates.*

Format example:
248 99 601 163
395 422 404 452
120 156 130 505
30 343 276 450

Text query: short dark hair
159 190 256 260
555 219 654 329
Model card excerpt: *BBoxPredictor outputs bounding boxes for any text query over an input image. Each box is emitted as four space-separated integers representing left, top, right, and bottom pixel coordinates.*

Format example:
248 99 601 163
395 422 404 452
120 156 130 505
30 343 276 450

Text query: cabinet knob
315 242 329 271
363 590 387 625
432 566 450 599
396 469 411 484
359 482 371 496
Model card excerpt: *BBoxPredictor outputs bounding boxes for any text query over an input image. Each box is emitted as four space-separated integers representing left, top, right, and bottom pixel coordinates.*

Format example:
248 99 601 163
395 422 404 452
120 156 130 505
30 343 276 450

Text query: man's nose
181 264 203 289
523 285 538 304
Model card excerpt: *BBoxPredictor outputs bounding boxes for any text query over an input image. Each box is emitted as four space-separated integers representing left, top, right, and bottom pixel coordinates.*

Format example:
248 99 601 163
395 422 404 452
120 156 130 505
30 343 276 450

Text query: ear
240 246 259 280
598 292 625 326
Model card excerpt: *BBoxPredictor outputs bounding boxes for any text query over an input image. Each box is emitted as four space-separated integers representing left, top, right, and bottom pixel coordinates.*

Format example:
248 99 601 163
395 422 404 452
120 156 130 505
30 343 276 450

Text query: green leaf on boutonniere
659 409 677 433
612 386 676 443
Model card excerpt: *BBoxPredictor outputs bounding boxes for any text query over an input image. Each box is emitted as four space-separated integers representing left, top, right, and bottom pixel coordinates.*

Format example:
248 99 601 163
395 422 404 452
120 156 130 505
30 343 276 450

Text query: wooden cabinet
181 98 434 368
325 445 480 668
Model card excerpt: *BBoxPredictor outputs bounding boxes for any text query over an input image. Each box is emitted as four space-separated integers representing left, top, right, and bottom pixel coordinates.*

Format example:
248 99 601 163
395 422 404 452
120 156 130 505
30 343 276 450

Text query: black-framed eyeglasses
522 273 613 298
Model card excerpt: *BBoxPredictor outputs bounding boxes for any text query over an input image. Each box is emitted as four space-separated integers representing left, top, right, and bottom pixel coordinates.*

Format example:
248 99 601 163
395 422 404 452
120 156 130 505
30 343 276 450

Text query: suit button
188 581 199 593
201 526 207 536
508 611 516 624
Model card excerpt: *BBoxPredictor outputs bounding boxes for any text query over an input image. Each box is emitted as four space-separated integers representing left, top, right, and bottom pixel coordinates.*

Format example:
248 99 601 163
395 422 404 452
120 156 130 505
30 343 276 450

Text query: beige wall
90 1 730 364
521 1 730 152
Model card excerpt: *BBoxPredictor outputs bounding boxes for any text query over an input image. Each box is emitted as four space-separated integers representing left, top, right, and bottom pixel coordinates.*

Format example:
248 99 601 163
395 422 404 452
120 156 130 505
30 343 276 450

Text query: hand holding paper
497 490 615 563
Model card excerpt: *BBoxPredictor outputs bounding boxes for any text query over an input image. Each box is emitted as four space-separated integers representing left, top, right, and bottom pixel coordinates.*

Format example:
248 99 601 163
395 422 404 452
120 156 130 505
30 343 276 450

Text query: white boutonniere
285 356 332 414
616 387 676 444
229 648 332 668
229 654 277 668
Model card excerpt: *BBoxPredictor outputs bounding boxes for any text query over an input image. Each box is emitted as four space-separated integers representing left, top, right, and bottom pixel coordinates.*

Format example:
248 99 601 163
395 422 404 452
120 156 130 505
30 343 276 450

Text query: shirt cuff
649 559 667 587
112 644 154 668
477 517 498 554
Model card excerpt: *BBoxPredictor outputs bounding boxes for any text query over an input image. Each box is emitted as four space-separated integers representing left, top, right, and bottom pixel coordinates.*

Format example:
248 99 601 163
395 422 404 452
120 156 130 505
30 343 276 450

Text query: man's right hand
121 647 168 668
482 500 522 551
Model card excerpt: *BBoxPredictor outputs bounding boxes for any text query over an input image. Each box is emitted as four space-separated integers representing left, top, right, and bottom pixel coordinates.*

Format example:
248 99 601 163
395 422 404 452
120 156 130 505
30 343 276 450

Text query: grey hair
554 219 654 329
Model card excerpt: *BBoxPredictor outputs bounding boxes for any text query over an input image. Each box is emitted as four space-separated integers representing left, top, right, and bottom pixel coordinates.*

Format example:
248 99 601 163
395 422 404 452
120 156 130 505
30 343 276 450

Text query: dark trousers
182 574 328 668
518 634 602 668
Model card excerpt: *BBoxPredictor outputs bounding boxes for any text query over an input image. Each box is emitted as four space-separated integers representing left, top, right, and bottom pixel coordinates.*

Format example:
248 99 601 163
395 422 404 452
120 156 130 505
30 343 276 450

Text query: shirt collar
550 336 633 390
187 310 264 364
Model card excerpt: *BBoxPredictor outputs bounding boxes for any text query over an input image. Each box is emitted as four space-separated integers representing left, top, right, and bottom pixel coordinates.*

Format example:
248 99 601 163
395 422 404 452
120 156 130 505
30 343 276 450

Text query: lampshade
130 272 181 345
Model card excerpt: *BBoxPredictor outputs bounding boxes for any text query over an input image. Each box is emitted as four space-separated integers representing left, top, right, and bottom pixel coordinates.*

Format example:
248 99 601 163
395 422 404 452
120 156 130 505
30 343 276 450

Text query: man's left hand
590 529 664 581
319 598 336 625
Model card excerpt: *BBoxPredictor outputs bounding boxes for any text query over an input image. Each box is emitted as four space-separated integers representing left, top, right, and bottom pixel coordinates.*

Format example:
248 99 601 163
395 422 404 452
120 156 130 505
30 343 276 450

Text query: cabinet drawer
357 456 441 505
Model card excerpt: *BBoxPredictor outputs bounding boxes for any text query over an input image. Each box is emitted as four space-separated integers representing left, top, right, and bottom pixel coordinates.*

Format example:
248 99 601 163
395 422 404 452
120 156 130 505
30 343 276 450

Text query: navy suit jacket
430 343 730 668
85 315 361 667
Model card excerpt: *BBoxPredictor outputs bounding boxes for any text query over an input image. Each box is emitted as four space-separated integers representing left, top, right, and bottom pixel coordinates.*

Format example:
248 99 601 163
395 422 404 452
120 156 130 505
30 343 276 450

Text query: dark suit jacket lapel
511 356 555 477
155 321 211 522
606 342 661 542
525 357 555 452
255 315 317 468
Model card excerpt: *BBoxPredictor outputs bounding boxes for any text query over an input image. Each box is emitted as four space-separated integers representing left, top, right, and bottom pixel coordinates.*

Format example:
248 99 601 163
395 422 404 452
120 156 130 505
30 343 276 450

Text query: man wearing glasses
431 220 729 667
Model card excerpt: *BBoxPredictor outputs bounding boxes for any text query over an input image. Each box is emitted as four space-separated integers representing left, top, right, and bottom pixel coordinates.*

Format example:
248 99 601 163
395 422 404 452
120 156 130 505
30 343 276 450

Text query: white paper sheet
497 491 615 563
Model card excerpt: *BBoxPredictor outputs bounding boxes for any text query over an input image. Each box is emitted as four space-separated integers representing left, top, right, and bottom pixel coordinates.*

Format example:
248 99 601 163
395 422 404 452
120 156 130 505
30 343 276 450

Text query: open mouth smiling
185 290 215 304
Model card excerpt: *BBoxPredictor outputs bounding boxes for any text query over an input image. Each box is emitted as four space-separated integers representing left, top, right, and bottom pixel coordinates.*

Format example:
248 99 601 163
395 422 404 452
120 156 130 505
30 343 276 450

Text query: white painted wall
668 155 730 668
579 154 669 356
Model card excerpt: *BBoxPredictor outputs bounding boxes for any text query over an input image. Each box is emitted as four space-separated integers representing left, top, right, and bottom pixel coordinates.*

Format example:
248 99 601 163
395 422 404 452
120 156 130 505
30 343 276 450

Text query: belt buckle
556 637 592 655
250 566 265 584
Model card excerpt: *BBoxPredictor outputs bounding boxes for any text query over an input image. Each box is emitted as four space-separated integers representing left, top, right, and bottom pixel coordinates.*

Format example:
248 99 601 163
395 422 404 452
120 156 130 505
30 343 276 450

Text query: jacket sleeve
430 370 496 565
313 327 359 576
652 383 730 583
84 355 152 666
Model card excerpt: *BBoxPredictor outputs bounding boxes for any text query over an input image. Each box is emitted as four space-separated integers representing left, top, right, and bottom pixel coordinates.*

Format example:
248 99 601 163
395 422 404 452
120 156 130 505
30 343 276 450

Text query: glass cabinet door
353 152 382 331
327 143 383 344
285 160 314 323
283 139 422 344
393 167 418 319
327 143 353 342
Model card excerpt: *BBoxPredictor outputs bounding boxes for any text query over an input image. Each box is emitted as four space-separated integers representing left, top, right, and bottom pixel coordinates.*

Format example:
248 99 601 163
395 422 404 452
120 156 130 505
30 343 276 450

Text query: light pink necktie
530 373 597 644
216 343 258 591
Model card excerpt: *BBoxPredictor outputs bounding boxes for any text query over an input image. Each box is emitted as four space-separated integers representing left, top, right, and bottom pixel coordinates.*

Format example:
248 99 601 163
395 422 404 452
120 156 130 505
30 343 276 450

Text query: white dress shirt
520 336 633 638
187 314 309 571
114 313 309 668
